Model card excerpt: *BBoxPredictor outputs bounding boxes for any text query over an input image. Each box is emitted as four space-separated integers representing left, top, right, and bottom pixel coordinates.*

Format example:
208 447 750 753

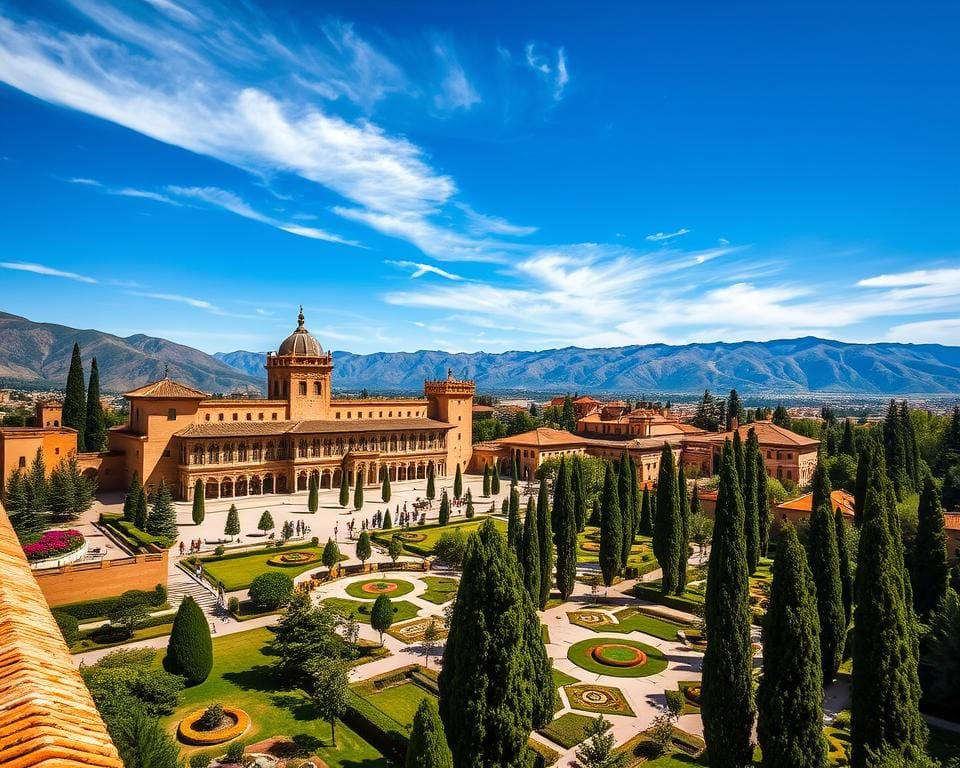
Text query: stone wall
33 549 168 607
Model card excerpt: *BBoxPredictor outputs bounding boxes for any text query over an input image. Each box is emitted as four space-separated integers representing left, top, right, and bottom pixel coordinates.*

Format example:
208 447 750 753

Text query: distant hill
0 312 263 393
217 338 960 395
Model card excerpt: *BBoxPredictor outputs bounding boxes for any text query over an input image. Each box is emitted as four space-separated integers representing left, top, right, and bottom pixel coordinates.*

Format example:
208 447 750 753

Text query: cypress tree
354 472 364 510
224 504 240 541
598 461 622 587
383 509 392 530
339 467 350 508
743 429 761 574
439 520 552 767
900 401 921 493
617 453 634 567
482 464 491 497
811 457 833 519
371 594 394 644
465 489 474 518
853 443 871 528
165 596 213 685
507 487 520 548
512 456 520 486
536 476 553 609
911 472 948 622
123 472 141 523
439 490 451 526
553 458 577 600
631 457 642 530
808 499 845 682
840 419 855 456
701 442 754 768
835 507 853 627
62 341 87 451
851 452 926 767
561 394 576 433
491 462 501 495
134 485 148 531
639 487 652 536
726 388 745 430
453 464 463 499
677 462 690 593
572 456 587 532
756 525 827 768
732 429 745 486
756 450 770 556
653 445 682 595
146 480 177 538
84 357 106 452
426 465 436 500
308 473 319 512
690 481 702 518
191 479 205 525
406 698 453 768
883 399 909 501
521 496 541 605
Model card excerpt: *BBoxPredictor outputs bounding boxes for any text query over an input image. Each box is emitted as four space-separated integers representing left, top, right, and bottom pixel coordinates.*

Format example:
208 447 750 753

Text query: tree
653 445 682 595
224 504 240 541
249 571 294 609
322 537 341 576
257 509 275 535
701 443 754 768
809 499 845 682
733 429 746 488
835 508 853 627
108 594 149 638
465 489 474 518
434 529 468 568
851 453 926 767
123 473 141 523
772 404 791 429
381 467 392 503
356 530 372 569
756 525 827 768
63 341 87 451
506 487 520 549
535 475 553 608
756 449 770 556
439 490 451 526
571 715 627 768
388 534 403 565
919 589 960 721
49 455 94 519
482 464 491 497
677 462 690 592
561 394 577 433
308 473 319 512
371 594 394 645
691 389 722 432
854 443 871 527
572 456 587 532
282 519 294 542
426 464 436 500
726 388 745 431
617 453 635 567
83 357 107 452
110 706 185 768
272 592 349 687
598 461 623 587
521 496 541 605
191 479 205 525
165 596 213 685
438 520 553 767
491 462 501 495
743 429 761 574
354 471 364 510
453 464 463 499
134 485 148 531
307 656 349 747
11 449 50 536
912 472 948 622
935 405 960 474
406 697 453 768
339 466 349 507
383 509 393 529
840 419 856 456
639 486 652 536
146 480 177 539
553 458 577 600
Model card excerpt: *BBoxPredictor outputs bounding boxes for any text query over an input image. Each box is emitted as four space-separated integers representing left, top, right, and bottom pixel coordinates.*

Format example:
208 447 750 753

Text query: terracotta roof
498 428 585 448
177 421 297 437
944 514 960 531
472 405 496 413
125 378 208 399
694 421 819 448
0 506 123 768
777 489 856 516
573 396 601 404
177 417 453 438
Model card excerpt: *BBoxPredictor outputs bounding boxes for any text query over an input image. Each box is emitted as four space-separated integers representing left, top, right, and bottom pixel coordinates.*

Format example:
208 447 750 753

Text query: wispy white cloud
130 291 220 311
433 42 480 111
67 177 102 186
111 187 181 205
459 204 537 237
142 0 199 26
387 260 464 281
886 317 960 345
524 43 569 101
646 228 690 242
0 261 97 283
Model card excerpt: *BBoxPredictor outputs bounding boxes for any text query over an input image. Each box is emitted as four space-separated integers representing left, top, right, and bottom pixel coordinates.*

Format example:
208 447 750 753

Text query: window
167 408 176 420
776 451 782 459
54 447 60 456
219 413 224 421
314 382 321 395
299 381 307 396
246 413 251 420
786 470 793 480
787 452 792 459
205 414 210 421
258 413 264 420
336 412 341 419
233 413 239 421
272 413 277 420
18 456 25 468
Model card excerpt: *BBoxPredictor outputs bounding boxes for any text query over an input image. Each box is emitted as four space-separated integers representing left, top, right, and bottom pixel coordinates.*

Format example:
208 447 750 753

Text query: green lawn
552 668 579 688
160 627 386 767
344 579 416 600
569 606 691 641
419 576 459 604
70 622 173 653
364 682 435 727
567 638 668 678
371 517 506 557
538 712 597 749
199 545 328 592
323 597 419 625
577 527 660 575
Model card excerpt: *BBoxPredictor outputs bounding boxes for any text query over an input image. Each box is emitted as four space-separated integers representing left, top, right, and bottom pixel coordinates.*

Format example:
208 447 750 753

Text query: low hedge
79 611 174 643
631 583 701 613
194 540 316 565
55 585 168 621
342 689 408 763
100 514 172 550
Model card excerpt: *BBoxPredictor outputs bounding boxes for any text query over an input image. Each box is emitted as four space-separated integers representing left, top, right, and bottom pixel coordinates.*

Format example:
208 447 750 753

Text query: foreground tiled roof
0 507 123 768
177 417 453 438
125 378 208 399
777 489 856 516
498 428 585 448
692 421 820 448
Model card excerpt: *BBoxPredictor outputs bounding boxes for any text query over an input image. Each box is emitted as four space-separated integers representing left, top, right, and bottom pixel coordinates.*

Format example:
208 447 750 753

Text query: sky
0 1 959 355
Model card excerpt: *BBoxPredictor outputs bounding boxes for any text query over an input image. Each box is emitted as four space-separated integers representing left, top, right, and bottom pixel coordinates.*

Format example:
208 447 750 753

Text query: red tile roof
693 421 819 449
777 489 855 516
125 378 208 399
497 427 585 448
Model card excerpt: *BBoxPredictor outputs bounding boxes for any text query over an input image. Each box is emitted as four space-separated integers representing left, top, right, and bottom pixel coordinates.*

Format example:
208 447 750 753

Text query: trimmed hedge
631 583 702 613
194 540 316 565
342 689 408 763
52 610 80 644
55 586 167 621
165 597 213 685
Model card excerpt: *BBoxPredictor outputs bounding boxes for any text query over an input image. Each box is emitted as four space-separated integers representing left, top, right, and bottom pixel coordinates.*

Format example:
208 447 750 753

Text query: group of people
178 539 204 556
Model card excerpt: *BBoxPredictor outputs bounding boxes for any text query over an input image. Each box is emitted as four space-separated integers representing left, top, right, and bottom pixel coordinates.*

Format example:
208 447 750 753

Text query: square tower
425 368 475 474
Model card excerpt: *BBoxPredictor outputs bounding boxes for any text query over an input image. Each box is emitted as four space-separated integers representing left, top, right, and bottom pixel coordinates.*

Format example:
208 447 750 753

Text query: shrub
165 597 213 685
227 597 240 615
198 703 225 730
434 529 467 567
833 710 851 729
225 741 245 763
311 536 320 547
664 689 684 716
248 571 294 610
190 754 209 768
214 545 225 557
52 610 80 644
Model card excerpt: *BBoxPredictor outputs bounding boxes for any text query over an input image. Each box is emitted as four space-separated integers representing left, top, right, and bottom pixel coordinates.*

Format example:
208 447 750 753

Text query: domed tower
266 307 333 420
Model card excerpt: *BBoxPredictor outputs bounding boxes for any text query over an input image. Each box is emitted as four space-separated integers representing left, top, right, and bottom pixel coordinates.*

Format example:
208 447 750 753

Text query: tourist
178 541 185 556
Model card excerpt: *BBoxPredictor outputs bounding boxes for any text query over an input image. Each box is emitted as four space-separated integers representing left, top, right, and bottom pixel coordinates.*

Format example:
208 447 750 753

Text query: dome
277 307 324 357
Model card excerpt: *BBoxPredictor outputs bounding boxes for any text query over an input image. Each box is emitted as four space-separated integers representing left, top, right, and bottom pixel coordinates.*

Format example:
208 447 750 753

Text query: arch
297 471 308 491
236 477 248 497
205 479 219 499
220 478 234 498
277 475 288 494
250 475 262 495
368 464 377 485
263 475 274 494
331 468 342 489
320 470 332 489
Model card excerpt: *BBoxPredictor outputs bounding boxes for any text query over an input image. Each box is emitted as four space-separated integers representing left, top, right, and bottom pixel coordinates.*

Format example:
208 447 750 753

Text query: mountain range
2 311 959 395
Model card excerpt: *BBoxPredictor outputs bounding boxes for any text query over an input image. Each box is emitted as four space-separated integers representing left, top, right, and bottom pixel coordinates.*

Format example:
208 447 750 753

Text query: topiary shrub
197 703 224 730
165 596 213 685
224 741 245 763
214 545 225 557
227 597 240 615
52 610 80 644
248 571 294 610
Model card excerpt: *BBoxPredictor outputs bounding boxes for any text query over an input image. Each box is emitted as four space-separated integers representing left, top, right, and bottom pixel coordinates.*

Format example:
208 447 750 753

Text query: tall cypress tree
381 470 391 504
639 487 652 536
84 357 106 452
808 499 845 682
598 461 622 587
853 442 871 528
726 388 745 431
406 698 453 768
743 429 761 574
701 442 754 768
191 479 205 525
732 429 745 486
911 472 948 622
536 476 553 609
756 450 770 556
123 472 142 523
439 490 451 526
307 473 319 512
840 419 855 456
617 452 634 567
835 507 853 627
482 464 491 497
439 520 552 767
883 399 909 501
507 487 520 549
339 467 350 508
454 464 463 499
690 481 702 518
521 497 541 605
553 458 577 600
851 453 926 767
677 462 690 593
756 525 827 768
512 456 520 486
572 456 587 532
354 472 364 511
491 462 501 495
653 445 682 595
811 457 833 519
62 341 87 451
134 485 148 530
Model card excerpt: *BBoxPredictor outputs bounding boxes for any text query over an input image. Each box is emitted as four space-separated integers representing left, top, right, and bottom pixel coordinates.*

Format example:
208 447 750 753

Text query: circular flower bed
580 541 601 552
22 529 85 562
564 684 635 716
567 637 668 678
345 579 415 599
399 532 427 543
177 707 250 746
267 551 319 567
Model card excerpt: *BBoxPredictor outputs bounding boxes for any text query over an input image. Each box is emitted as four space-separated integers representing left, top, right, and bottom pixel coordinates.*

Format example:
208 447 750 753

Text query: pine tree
677 462 690 593
426 465 436 500
553 458 577 600
439 520 553 767
756 525 827 768
911 472 948 622
354 472 364 510
572 456 587 532
617 453 634 567
453 464 463 499
701 442 754 768
339 467 350 508
491 462 501 495
653 445 682 595
639 487 652 536
165 596 213 685
808 499 846 682
406 698 453 768
507 487 520 548
772 404 791 429
935 405 960 474
48 459 76 518
21 448 49 534
257 509 275 534
733 429 746 486
356 530 372 568
84 357 106 452
598 461 622 587
134 486 148 531
439 490 451 526
308 473 319 512
62 341 87 451
3 469 32 537
536 475 553 609
146 480 177 538
482 464 491 497
835 507 853 627
743 429 761 574
123 472 141 523
521 497 541 605
224 504 240 541
756 450 770 556
851 453 926 767
726 388 745 431
191 479 205 525
883 399 909 501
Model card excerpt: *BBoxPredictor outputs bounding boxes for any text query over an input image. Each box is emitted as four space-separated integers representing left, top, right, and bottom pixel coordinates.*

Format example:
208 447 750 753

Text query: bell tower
266 307 333 420
425 367 475 474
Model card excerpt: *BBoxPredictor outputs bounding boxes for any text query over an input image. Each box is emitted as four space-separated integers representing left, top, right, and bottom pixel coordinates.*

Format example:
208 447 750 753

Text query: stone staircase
168 567 218 614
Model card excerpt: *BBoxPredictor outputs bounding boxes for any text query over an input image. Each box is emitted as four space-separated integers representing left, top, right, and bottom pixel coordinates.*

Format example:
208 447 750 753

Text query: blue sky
0 1 958 354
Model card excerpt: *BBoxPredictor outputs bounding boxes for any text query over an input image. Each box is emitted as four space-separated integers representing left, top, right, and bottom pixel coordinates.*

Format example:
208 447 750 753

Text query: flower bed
564 684 635 716
345 579 415 599
591 643 647 668
177 706 251 745
567 637 667 678
398 532 427 543
266 551 319 567
23 529 85 562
